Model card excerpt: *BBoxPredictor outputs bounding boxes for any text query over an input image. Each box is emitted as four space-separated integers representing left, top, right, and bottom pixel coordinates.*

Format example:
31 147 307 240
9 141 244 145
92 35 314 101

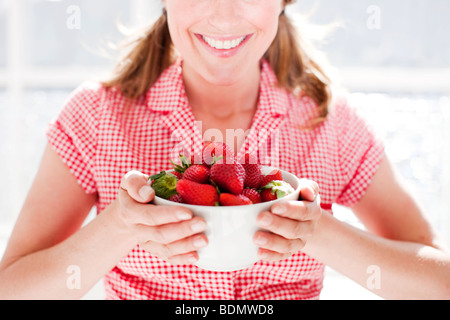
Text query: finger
140 234 208 261
120 170 154 203
256 211 315 240
257 248 291 262
135 217 207 244
253 231 306 256
270 199 320 222
166 252 200 265
119 188 193 225
141 246 200 265
145 235 208 259
297 179 319 202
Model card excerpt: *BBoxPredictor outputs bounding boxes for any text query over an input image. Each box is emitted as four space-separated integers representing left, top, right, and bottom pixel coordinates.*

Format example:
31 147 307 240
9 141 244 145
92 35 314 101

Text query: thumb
120 170 155 203
298 179 319 202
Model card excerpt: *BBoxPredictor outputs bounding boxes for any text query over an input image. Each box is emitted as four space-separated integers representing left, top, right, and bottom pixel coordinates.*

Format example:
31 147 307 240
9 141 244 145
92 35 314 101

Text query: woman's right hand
116 170 208 265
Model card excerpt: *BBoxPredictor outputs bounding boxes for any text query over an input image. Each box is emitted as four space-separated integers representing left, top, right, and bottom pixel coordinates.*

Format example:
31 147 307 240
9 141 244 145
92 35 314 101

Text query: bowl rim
152 166 301 208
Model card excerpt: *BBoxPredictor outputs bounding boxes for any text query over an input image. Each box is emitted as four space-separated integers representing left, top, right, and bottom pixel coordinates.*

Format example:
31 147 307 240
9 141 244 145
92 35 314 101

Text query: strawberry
210 160 246 195
168 194 185 203
260 169 283 188
239 153 262 189
149 171 179 200
172 171 183 179
219 193 252 206
260 180 295 202
241 188 262 204
150 143 294 206
260 189 279 202
183 164 210 184
176 179 219 206
202 141 235 166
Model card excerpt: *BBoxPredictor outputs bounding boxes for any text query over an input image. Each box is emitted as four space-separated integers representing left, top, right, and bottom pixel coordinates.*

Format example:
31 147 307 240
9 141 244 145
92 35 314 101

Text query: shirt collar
146 56 186 114
258 59 290 118
146 57 290 118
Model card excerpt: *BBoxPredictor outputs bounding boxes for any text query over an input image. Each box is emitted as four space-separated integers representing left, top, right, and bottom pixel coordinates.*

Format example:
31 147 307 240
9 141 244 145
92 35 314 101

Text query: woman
1 0 449 300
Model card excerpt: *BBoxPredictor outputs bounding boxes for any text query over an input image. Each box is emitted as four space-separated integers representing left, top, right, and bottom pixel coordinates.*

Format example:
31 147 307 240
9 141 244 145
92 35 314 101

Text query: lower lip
195 34 253 58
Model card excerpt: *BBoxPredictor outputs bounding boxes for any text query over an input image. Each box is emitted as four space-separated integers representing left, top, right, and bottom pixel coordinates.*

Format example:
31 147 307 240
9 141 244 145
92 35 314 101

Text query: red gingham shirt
46 58 384 300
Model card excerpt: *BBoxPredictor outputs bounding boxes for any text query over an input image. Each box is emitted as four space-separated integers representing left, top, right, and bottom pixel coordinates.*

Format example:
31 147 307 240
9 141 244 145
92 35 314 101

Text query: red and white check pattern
46 58 384 300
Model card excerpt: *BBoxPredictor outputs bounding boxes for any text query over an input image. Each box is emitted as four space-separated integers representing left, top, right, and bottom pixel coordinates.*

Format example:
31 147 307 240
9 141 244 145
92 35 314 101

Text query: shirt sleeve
334 97 385 208
46 82 102 194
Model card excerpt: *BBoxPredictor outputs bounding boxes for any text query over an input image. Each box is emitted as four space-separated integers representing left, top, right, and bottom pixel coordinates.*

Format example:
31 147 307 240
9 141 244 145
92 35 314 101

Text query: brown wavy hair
103 0 332 125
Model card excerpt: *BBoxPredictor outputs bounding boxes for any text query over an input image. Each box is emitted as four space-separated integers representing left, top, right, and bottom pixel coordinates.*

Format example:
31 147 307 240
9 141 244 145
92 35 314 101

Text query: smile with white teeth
201 35 246 50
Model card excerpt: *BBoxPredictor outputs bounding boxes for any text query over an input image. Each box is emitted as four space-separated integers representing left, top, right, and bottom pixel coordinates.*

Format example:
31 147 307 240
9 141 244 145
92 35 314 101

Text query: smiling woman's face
165 0 284 86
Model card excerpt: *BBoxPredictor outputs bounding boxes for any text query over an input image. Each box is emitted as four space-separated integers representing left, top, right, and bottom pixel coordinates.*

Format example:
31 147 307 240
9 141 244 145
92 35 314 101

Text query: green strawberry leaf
150 171 167 181
171 154 192 174
151 172 179 200
211 155 223 165
180 154 191 166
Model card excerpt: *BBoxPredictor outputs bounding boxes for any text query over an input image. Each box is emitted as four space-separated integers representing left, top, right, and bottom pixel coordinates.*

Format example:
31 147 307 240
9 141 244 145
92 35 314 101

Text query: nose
208 0 241 32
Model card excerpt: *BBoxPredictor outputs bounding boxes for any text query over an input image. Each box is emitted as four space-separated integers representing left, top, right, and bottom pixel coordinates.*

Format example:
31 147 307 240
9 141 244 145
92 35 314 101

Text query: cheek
167 17 196 59
166 3 199 51
252 14 280 53
167 10 186 41
247 5 281 38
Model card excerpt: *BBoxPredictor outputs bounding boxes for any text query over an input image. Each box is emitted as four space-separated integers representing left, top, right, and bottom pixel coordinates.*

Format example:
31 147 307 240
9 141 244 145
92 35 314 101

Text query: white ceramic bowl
153 166 301 272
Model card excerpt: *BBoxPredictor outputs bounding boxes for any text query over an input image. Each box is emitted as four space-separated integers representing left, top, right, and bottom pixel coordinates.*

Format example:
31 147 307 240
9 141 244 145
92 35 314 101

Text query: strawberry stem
171 154 192 174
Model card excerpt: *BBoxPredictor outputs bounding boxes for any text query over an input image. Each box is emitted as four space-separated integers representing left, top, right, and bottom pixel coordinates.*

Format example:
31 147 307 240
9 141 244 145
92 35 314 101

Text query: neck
182 61 261 120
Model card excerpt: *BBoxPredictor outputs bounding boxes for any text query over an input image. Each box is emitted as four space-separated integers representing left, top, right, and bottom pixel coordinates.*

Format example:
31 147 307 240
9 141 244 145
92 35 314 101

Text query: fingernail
139 185 153 200
255 235 268 246
272 205 286 215
176 210 192 221
191 220 207 233
193 236 207 248
188 254 198 264
259 213 273 227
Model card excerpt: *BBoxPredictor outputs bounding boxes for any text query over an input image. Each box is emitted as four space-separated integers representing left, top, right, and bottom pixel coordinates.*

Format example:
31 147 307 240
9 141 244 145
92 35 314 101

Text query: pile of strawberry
150 142 294 206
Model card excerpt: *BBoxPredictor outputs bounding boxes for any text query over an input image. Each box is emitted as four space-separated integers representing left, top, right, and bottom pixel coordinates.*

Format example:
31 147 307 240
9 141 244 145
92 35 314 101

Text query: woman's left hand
253 179 322 262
